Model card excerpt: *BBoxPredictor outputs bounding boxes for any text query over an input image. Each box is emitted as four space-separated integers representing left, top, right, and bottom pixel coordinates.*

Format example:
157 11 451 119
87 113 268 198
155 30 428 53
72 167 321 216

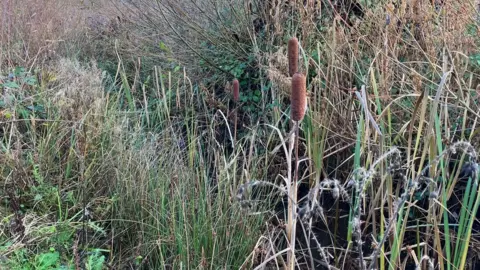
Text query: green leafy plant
85 250 106 270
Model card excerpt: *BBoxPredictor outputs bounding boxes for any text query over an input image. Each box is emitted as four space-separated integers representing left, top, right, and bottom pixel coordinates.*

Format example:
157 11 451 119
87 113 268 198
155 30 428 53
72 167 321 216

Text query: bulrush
288 37 299 77
287 71 306 270
233 79 240 102
290 73 306 122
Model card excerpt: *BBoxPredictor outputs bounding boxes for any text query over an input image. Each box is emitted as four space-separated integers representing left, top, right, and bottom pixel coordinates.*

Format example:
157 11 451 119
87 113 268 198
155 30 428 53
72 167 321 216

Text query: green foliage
36 250 60 269
0 67 46 124
470 53 480 68
0 246 106 270
1 247 62 270
85 250 105 270
198 41 256 82
0 67 37 89
240 85 266 117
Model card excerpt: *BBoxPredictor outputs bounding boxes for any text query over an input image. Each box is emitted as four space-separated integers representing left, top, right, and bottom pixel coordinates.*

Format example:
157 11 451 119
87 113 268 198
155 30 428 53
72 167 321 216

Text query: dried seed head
233 79 240 102
288 37 299 77
291 73 306 121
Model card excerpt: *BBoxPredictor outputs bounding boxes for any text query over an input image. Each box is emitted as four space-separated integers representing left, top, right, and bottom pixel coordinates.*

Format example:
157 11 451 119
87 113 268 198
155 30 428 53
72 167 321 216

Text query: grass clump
0 56 266 268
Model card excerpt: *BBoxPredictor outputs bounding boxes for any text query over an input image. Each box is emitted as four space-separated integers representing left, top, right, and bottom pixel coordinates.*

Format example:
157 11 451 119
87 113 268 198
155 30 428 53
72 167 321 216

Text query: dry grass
0 0 133 69
1 0 85 65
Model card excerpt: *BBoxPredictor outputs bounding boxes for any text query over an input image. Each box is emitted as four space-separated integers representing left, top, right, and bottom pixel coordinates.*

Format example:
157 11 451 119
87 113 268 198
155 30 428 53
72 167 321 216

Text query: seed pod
288 37 299 77
233 79 240 102
291 73 306 122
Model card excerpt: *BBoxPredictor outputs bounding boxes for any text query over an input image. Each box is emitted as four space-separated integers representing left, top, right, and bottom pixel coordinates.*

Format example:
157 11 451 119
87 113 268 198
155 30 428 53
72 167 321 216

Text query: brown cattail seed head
288 37 299 77
291 73 306 122
233 79 240 102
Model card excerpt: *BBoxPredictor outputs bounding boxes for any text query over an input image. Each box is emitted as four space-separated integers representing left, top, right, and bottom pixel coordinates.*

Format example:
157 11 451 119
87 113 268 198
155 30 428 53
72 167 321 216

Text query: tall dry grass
0 0 85 66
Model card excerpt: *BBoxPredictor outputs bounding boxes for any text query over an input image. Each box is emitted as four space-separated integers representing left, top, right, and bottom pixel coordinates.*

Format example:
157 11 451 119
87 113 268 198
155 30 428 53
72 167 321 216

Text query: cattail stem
234 111 237 145
232 79 239 146
287 120 301 270
287 123 297 270
295 123 299 198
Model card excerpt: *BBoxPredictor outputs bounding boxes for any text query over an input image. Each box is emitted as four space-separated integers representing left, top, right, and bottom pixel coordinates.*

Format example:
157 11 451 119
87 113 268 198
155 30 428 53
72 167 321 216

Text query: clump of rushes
288 37 299 77
287 72 306 270
233 79 240 145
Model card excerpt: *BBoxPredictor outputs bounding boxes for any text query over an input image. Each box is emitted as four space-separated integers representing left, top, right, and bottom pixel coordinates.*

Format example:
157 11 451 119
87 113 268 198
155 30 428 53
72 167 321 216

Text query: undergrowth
1 0 480 269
